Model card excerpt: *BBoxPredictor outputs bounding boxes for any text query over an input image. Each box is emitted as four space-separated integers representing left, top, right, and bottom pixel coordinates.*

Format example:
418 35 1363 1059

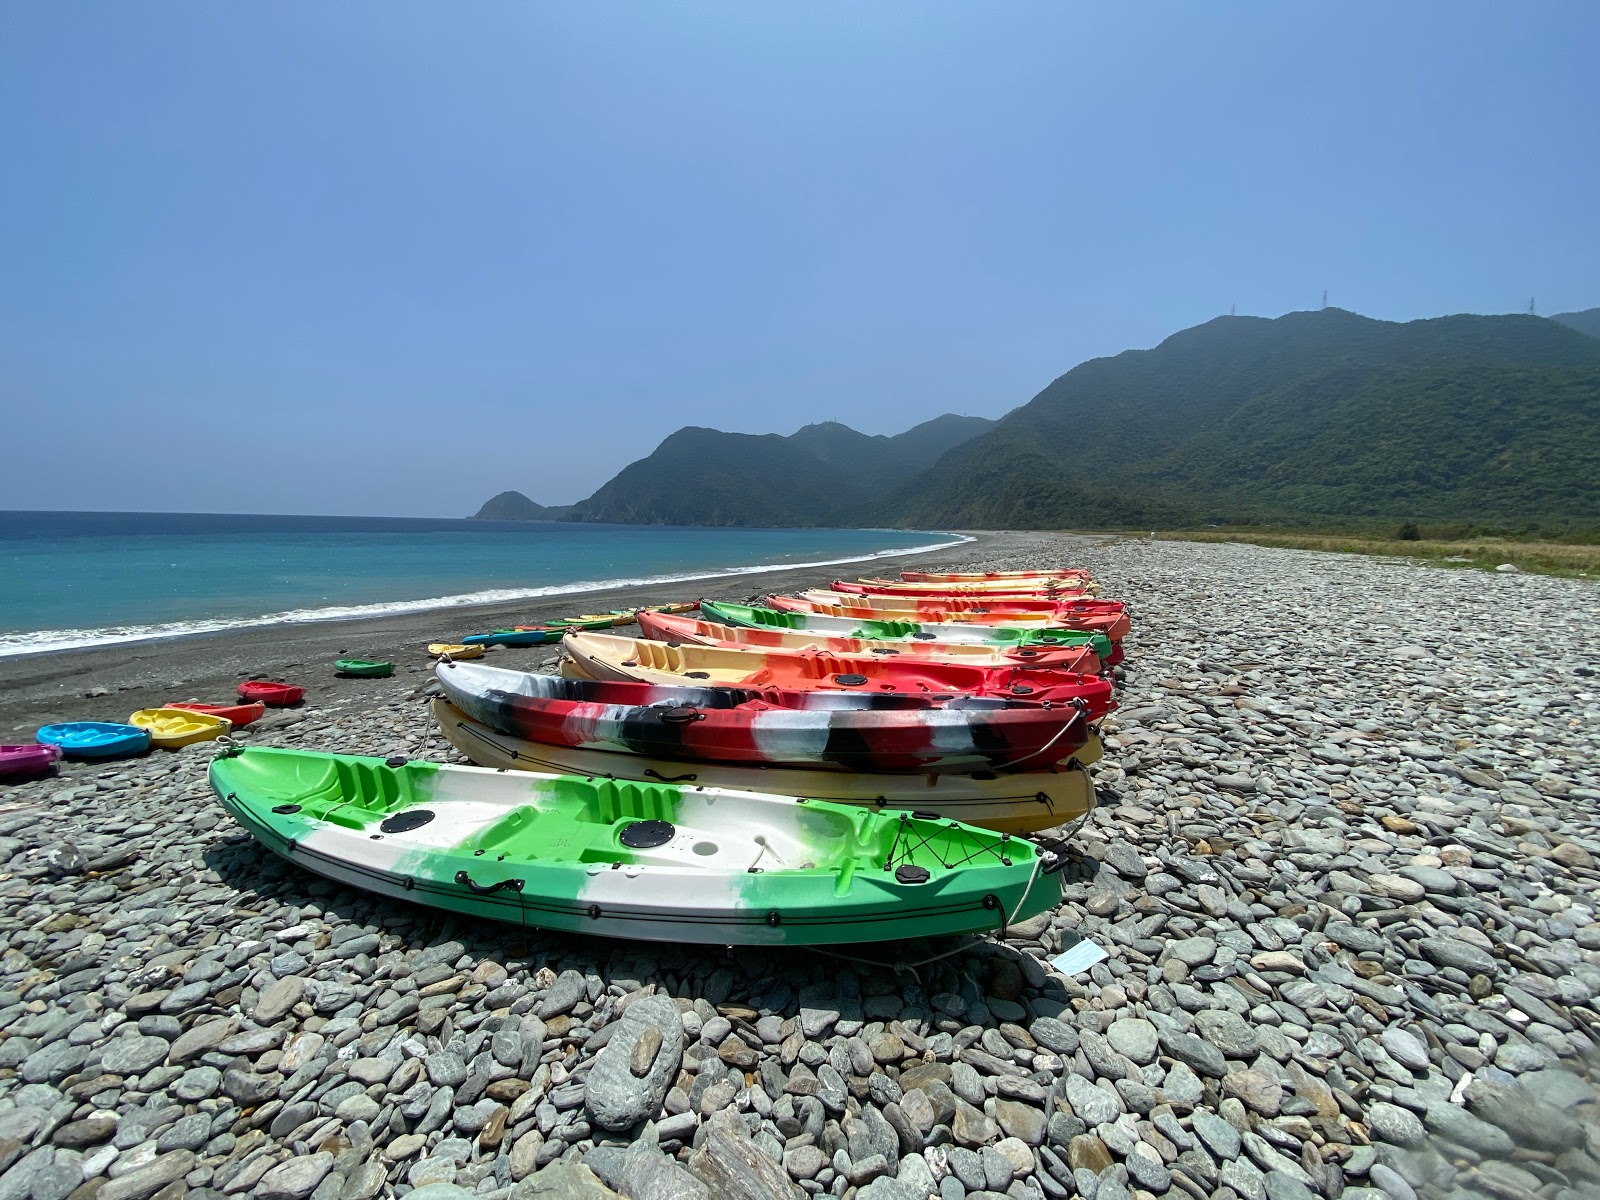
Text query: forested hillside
564 415 994 526
862 310 1600 529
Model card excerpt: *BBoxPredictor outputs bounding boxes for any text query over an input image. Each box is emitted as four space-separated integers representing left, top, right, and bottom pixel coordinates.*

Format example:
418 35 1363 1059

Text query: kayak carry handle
644 768 699 784
454 871 526 896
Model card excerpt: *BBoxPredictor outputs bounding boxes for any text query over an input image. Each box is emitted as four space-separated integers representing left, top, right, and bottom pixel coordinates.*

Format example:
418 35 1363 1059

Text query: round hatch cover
832 673 868 686
620 820 676 849
895 864 931 884
381 809 435 833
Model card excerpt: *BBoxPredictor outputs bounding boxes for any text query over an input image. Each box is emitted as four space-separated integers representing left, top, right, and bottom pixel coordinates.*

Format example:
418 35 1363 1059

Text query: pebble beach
1 532 1598 1200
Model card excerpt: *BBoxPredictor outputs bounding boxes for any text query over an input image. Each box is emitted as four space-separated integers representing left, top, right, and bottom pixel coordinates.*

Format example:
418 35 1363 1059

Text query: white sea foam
0 533 975 658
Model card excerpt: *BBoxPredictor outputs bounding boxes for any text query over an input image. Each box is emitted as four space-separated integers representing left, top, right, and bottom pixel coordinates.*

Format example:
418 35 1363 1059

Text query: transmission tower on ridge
1321 290 1328 310
1529 297 1537 315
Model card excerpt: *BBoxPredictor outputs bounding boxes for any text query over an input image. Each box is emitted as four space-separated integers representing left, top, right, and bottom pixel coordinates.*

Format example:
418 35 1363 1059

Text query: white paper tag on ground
1049 936 1108 976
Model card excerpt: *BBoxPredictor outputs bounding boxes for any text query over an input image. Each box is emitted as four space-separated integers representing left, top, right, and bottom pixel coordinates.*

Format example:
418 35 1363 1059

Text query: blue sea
0 512 967 657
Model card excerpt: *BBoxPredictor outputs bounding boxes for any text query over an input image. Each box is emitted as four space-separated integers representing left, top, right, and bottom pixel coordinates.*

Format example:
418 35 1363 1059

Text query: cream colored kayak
428 643 485 660
431 698 1097 835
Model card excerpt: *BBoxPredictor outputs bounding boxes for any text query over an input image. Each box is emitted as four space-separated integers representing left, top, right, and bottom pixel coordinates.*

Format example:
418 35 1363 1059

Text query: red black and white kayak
434 660 1091 774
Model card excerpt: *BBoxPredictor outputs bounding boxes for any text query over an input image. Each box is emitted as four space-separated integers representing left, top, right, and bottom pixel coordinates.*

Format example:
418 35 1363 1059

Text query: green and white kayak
335 659 394 677
701 600 1113 660
209 746 1058 945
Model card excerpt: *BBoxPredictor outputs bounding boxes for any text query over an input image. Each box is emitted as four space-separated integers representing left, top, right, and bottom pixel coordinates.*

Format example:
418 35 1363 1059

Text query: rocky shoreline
1 534 1598 1200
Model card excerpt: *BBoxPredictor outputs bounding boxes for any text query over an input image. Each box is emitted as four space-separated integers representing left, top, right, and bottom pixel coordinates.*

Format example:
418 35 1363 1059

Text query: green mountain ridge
479 307 1600 530
1552 308 1600 339
860 309 1600 529
564 414 996 526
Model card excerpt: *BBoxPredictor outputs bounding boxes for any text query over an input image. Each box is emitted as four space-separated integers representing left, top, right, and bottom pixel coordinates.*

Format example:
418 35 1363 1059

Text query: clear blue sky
3 4 1596 517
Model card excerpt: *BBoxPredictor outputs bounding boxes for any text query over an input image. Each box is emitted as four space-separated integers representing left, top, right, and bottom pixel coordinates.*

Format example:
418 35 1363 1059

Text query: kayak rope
410 696 437 761
884 813 1016 871
979 699 1088 773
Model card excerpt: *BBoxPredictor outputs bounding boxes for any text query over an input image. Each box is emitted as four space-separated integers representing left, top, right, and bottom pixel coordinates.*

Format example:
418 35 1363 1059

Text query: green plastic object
334 659 395 677
208 746 1057 945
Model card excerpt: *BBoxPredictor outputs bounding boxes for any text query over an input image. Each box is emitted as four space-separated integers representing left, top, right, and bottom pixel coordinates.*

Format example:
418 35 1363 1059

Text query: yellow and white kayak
431 698 1098 835
428 643 485 660
129 707 233 749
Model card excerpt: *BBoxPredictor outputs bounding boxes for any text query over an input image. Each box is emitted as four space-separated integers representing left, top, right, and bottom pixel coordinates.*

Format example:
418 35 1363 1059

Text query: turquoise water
0 512 963 656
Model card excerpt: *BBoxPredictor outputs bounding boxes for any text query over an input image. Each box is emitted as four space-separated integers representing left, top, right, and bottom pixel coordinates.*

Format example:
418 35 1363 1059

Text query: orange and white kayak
561 631 1115 717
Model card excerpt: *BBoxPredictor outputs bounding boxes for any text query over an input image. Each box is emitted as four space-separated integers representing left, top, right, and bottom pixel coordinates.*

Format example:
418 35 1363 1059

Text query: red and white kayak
435 660 1091 774
902 569 1093 584
636 610 1103 674
169 702 267 729
833 579 1093 599
237 681 305 707
799 590 1125 616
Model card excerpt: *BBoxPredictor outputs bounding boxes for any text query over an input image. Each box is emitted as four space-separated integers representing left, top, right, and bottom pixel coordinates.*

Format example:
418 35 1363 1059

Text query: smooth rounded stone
993 1099 1045 1146
1519 1067 1598 1108
101 1035 171 1076
1379 1028 1430 1072
136 1015 181 1040
786 1145 828 1181
1062 1076 1119 1126
26 1162 79 1200
1221 1069 1282 1116
1367 875 1426 903
335 1094 381 1124
1321 921 1383 953
426 1051 468 1088
1263 1170 1318 1200
1102 844 1148 881
1191 1109 1241 1160
584 994 685 1132
1397 865 1458 896
1416 938 1497 976
155 1113 213 1153
1168 937 1217 967
1159 1061 1204 1111
1466 1081 1588 1152
345 1057 395 1085
1029 1018 1077 1057
1105 1018 1157 1065
1157 1030 1226 1079
1367 1163 1417 1200
407 1157 460 1189
172 1065 222 1101
166 1020 233 1063
1365 1102 1425 1147
254 976 307 1023
1194 1010 1259 1058
95 1150 197 1200
220 1067 279 1105
52 1115 117 1148
536 971 587 1020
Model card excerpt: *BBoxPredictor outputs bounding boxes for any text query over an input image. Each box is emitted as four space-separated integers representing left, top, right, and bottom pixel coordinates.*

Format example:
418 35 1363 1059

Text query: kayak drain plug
619 820 676 849
380 809 435 833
